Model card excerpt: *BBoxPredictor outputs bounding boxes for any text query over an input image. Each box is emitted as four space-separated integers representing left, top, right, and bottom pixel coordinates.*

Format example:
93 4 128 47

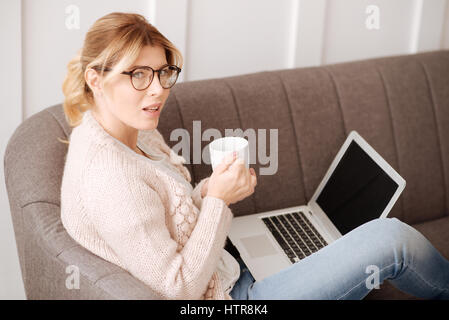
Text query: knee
364 217 407 233
363 217 422 252
368 217 406 232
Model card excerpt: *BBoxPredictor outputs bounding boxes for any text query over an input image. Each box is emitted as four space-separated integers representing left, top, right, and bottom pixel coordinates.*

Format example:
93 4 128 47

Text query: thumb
214 151 237 173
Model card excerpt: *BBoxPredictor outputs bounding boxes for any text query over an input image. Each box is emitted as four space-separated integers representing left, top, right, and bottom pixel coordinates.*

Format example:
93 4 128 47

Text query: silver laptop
228 131 406 281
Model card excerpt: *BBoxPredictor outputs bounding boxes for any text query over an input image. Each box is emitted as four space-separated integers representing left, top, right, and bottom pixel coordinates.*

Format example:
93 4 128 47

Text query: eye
132 71 145 79
160 67 172 76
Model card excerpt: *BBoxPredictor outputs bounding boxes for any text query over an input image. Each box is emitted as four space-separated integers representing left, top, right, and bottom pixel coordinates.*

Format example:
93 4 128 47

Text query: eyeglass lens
131 66 179 90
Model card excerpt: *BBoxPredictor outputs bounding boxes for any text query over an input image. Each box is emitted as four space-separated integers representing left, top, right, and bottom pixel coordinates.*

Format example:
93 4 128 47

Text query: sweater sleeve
81 152 233 300
191 177 209 210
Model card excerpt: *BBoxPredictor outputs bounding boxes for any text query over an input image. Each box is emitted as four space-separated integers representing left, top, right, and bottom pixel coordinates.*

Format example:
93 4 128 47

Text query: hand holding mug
206 151 257 206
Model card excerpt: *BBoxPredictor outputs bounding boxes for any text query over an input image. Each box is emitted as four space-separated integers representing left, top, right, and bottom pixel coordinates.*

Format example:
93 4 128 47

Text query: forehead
132 45 167 68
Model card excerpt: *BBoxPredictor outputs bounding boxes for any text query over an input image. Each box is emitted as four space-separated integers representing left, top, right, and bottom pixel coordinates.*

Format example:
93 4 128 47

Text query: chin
145 121 159 131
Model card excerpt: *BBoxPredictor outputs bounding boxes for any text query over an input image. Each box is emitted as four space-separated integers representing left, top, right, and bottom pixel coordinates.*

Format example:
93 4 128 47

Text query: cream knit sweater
60 109 241 300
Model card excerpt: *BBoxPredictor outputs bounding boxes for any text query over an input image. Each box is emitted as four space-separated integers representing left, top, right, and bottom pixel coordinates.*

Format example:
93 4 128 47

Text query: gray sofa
4 49 449 300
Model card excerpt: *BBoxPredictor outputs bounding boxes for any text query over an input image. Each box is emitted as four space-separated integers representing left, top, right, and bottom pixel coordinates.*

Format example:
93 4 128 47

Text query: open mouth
143 106 160 112
142 103 161 113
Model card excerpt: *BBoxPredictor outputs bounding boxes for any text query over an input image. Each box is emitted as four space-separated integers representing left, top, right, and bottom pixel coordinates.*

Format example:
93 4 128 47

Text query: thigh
230 257 256 300
246 218 406 300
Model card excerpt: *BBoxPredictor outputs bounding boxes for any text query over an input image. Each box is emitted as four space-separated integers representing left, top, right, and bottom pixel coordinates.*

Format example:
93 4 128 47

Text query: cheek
109 81 141 108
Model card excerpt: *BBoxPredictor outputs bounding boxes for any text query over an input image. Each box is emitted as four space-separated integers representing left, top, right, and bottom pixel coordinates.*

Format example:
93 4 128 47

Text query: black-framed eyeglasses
97 64 181 90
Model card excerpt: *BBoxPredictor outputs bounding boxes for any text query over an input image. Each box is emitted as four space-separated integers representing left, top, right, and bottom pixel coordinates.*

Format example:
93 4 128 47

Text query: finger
239 165 252 192
229 156 245 172
215 151 237 173
250 173 257 188
247 168 256 187
249 168 256 176
243 163 251 186
243 177 256 198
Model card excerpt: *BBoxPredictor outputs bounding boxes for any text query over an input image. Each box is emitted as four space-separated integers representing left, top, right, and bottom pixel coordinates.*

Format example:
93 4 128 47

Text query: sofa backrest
157 49 449 225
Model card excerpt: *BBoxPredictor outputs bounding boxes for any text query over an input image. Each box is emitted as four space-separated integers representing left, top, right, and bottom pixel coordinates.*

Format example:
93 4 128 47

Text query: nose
146 73 165 96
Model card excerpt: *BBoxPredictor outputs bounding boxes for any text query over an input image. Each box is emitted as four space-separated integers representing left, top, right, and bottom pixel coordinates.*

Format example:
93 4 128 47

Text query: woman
61 12 255 300
60 12 449 300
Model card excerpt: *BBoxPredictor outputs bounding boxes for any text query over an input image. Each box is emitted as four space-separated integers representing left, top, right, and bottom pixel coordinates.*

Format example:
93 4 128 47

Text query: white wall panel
322 0 417 64
186 0 293 81
291 0 327 67
415 0 447 52
0 0 26 300
442 0 449 48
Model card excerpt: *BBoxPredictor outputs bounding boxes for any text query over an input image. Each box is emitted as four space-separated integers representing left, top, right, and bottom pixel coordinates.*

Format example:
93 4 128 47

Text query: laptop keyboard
261 211 328 264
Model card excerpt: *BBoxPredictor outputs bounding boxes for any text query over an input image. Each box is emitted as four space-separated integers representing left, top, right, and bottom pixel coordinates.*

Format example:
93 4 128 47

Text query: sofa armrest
22 202 163 299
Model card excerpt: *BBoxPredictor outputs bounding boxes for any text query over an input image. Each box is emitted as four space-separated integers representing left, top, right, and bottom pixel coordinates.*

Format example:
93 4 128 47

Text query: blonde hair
59 12 183 144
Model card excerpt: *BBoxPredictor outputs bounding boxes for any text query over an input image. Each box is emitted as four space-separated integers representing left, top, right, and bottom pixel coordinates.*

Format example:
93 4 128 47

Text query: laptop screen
315 140 399 235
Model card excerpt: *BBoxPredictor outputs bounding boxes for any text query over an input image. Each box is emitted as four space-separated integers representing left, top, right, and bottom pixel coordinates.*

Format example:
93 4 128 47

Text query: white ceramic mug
208 136 249 171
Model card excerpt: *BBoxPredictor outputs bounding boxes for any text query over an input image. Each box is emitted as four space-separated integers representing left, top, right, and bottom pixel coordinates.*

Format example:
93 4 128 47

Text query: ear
85 68 103 96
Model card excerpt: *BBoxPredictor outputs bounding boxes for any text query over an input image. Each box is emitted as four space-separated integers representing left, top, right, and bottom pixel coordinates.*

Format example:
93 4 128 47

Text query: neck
91 108 139 152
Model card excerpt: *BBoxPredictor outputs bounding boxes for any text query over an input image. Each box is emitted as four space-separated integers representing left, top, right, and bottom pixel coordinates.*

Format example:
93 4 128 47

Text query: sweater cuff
191 178 209 209
198 195 234 228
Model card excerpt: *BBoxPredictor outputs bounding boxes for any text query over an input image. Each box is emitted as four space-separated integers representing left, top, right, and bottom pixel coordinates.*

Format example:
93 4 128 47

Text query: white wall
324 0 417 63
443 0 449 48
1 0 448 299
0 0 24 300
187 0 293 80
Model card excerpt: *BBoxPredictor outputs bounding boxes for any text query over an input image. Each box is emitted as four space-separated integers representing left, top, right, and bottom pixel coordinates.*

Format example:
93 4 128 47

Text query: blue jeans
229 217 449 300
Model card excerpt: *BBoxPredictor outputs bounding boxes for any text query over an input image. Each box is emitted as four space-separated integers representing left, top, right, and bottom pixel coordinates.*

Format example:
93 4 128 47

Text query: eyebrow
128 63 169 70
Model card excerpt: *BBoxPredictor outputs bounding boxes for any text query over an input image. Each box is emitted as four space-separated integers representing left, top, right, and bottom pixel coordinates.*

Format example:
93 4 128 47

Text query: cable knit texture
60 109 237 300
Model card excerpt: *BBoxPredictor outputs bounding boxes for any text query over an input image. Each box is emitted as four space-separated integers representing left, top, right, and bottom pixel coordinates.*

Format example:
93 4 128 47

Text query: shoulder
83 144 142 183
79 145 161 211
